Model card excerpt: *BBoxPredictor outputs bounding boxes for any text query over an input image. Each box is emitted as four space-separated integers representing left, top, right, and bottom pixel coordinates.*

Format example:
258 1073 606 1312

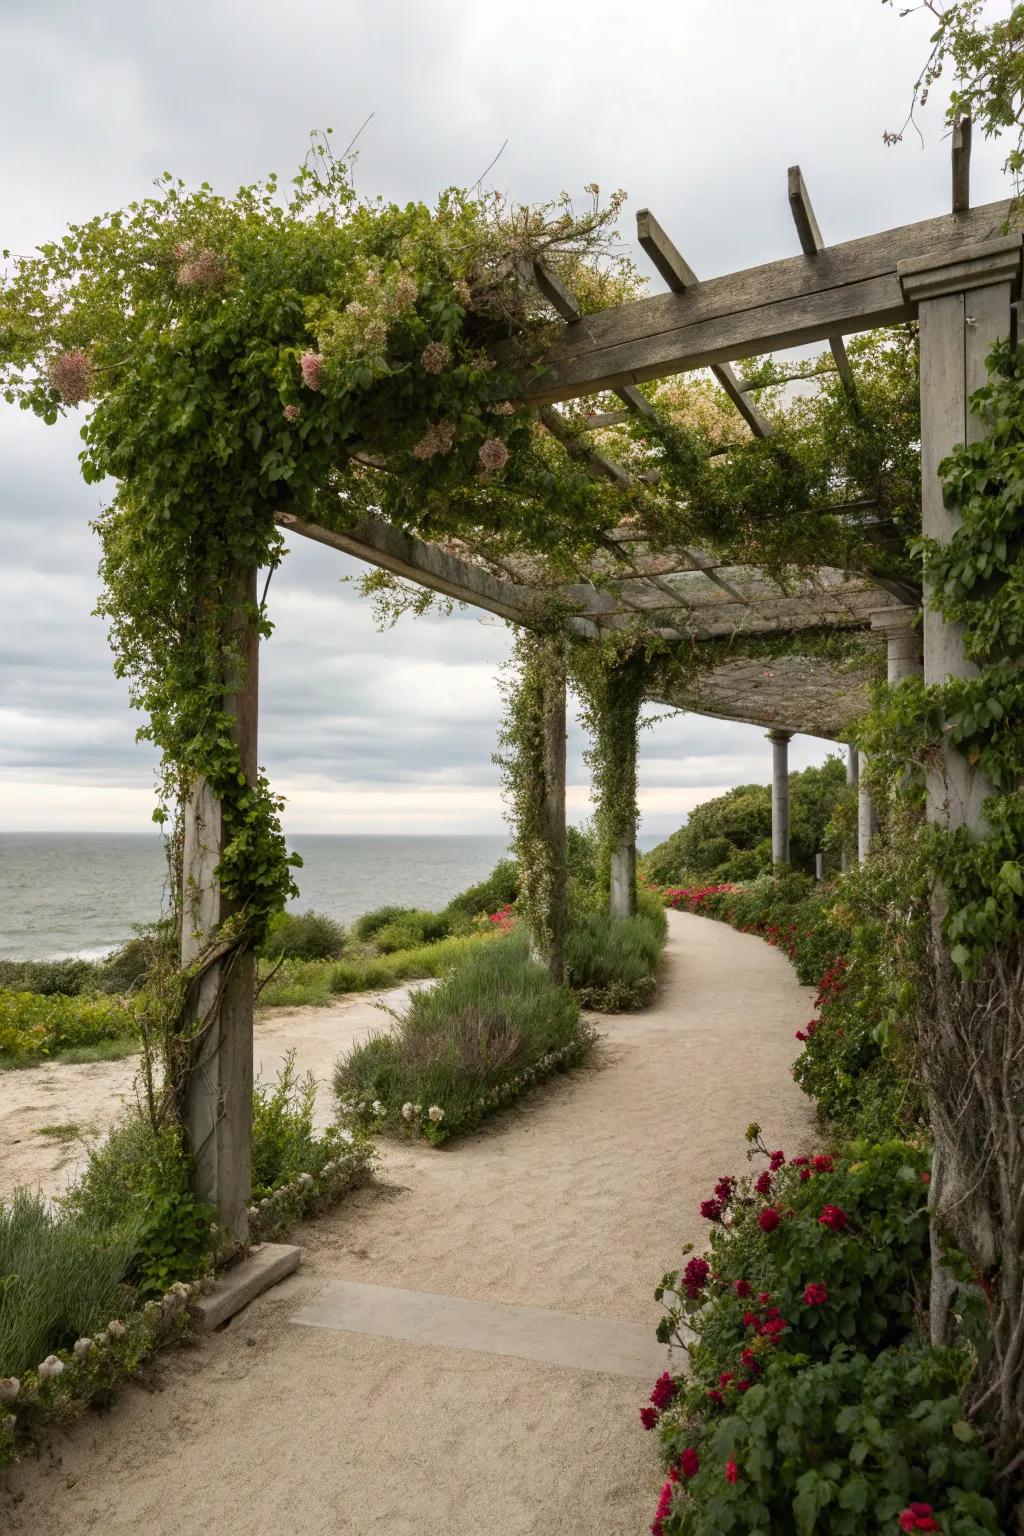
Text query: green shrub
251 1050 326 1196
333 933 595 1142
0 990 141 1063
95 920 176 994
352 904 417 943
0 956 97 997
565 906 665 1009
443 857 519 919
59 1116 214 1299
653 1345 1000 1536
373 908 452 953
261 909 346 962
0 1190 135 1377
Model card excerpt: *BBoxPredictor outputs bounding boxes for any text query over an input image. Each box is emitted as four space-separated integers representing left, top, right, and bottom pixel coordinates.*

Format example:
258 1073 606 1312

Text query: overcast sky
0 1 1009 837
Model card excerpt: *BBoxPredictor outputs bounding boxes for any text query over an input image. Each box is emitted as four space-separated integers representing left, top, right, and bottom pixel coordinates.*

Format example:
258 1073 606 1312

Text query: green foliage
94 921 177 994
495 631 567 962
261 909 346 962
333 933 595 1143
565 903 666 1009
59 1115 214 1299
644 758 849 886
0 1189 135 1377
250 1050 326 1197
443 858 520 919
0 956 96 997
0 990 141 1064
658 1345 1000 1536
255 932 489 1008
572 643 646 901
373 908 453 953
860 342 1024 975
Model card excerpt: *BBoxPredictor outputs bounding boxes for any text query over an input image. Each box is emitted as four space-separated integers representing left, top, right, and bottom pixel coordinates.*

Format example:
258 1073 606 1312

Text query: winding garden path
3 911 816 1536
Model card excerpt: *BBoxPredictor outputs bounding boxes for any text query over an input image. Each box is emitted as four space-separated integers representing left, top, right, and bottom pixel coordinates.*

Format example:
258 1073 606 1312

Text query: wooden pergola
185 138 1020 1238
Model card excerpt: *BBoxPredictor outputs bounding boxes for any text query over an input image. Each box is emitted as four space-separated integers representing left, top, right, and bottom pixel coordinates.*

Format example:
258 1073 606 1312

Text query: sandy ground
1 911 816 1536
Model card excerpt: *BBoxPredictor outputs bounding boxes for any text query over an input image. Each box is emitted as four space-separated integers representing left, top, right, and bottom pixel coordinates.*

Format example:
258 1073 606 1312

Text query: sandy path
2 912 815 1536
0 984 417 1198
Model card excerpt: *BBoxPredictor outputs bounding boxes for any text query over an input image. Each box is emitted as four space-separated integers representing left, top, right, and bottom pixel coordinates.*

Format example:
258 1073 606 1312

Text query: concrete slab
195 1243 302 1331
291 1277 672 1378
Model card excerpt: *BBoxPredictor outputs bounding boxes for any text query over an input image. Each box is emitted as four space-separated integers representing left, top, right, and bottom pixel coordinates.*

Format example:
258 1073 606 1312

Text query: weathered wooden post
538 635 568 985
180 565 259 1244
767 728 792 866
608 706 639 919
898 234 1023 1342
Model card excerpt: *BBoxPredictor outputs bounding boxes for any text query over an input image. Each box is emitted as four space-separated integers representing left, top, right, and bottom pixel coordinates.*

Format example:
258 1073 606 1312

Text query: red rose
789 1156 809 1167
740 1347 759 1370
757 1292 772 1304
719 1371 734 1388
649 1372 677 1410
639 1405 659 1430
683 1256 710 1297
679 1447 700 1479
700 1198 723 1221
758 1315 788 1339
734 1279 752 1299
812 1155 834 1172
799 1168 812 1182
741 1310 758 1328
707 1388 724 1405
768 1149 785 1170
754 1171 773 1196
803 1282 828 1307
724 1460 740 1485
818 1204 848 1232
758 1207 781 1233
898 1505 940 1533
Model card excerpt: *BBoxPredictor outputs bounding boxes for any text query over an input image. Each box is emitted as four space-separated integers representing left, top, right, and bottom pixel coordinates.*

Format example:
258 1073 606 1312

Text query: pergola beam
523 198 1015 404
636 208 770 437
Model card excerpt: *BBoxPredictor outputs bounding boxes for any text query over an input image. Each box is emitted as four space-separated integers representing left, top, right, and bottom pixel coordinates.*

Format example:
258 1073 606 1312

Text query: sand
1 910 816 1536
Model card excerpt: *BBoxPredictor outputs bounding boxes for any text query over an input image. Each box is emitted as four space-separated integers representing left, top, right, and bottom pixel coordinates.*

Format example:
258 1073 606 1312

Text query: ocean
0 832 511 961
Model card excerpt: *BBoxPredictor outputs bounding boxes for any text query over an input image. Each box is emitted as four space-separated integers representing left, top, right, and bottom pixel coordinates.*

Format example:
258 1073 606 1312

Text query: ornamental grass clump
332 933 596 1143
565 903 666 1010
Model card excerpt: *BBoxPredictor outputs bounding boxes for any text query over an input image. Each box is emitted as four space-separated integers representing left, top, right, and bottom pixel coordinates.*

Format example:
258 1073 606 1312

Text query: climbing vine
572 636 650 908
494 628 567 969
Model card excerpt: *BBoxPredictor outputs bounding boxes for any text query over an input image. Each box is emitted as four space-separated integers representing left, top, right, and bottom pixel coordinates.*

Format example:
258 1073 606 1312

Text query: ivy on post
179 564 259 1244
894 236 1024 1468
496 630 568 983
576 647 646 918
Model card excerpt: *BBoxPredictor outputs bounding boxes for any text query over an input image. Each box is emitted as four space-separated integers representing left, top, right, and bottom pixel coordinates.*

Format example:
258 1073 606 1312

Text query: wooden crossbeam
522 198 1015 404
636 209 770 437
952 116 972 214
787 166 857 402
531 260 660 423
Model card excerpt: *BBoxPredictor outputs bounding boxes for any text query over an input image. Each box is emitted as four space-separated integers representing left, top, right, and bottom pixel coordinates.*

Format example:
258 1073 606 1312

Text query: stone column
766 729 792 867
871 607 924 684
609 839 637 919
841 746 858 873
857 774 877 865
898 234 1023 1344
181 564 259 1244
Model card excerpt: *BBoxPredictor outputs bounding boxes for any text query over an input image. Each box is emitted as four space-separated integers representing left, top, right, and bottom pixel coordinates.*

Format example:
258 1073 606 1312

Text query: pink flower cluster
485 905 514 933
478 436 509 472
47 350 93 405
412 419 457 459
420 340 450 375
300 352 325 391
176 247 226 290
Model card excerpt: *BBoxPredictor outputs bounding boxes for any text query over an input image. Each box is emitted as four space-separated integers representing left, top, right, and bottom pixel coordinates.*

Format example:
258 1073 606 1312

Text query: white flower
0 1378 19 1404
95 1332 109 1348
248 1205 260 1219
427 1105 445 1123
338 1128 354 1144
401 1103 415 1122
298 1172 314 1186
37 1356 65 1382
106 1319 126 1339
413 1105 422 1116
143 1300 162 1318
72 1338 94 1360
372 1100 385 1115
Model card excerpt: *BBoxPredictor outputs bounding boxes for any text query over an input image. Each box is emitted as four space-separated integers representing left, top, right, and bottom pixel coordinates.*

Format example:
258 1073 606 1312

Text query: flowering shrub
564 901 667 1010
332 933 596 1143
649 1345 1000 1535
643 1134 1000 1533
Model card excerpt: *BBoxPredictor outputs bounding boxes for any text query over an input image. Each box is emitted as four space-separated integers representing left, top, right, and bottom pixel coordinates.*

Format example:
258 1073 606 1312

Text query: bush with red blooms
643 1341 1000 1535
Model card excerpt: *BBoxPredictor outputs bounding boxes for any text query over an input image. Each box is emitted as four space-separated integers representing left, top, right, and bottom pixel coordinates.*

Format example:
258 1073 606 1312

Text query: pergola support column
180 565 259 1245
899 234 1023 1346
529 636 568 984
766 729 792 867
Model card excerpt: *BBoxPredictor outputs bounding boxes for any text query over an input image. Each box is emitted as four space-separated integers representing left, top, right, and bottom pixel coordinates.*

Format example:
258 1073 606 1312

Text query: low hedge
566 895 667 1009
333 932 596 1143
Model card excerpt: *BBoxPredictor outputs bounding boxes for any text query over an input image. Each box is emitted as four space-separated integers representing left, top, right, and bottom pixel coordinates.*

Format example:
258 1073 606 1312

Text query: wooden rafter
952 115 972 214
787 165 857 403
635 209 770 438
